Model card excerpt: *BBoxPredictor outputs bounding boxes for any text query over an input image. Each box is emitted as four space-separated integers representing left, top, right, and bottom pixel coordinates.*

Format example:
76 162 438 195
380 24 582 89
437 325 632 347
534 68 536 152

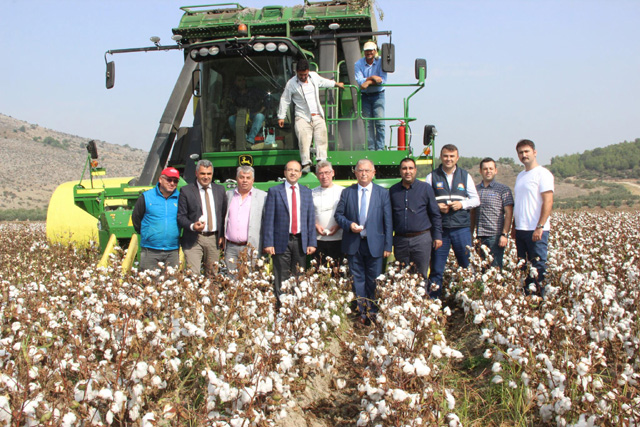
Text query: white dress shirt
197 181 217 232
426 167 480 210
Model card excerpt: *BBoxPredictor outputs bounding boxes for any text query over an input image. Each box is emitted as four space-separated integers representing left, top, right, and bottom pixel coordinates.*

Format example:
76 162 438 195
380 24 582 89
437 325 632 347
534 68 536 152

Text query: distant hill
0 113 147 212
1 112 637 219
548 138 640 179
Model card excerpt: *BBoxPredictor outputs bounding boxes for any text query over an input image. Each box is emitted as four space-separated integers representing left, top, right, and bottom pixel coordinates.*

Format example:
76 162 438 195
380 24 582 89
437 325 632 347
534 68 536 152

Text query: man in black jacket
177 160 227 275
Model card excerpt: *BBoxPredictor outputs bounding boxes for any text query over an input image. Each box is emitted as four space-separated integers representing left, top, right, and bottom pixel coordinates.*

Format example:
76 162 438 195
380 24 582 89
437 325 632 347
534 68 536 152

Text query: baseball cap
363 41 377 51
161 167 180 179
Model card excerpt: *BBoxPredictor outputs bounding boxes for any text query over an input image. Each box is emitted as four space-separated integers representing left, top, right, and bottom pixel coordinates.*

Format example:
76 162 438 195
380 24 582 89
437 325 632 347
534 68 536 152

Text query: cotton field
0 211 639 426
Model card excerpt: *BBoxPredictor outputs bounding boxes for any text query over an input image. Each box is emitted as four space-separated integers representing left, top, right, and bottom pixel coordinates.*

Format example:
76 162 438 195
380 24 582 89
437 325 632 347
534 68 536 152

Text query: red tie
291 185 298 234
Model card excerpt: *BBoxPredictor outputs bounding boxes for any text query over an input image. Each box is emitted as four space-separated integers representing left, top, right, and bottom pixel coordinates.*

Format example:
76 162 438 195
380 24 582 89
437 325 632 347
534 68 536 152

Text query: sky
1 0 639 165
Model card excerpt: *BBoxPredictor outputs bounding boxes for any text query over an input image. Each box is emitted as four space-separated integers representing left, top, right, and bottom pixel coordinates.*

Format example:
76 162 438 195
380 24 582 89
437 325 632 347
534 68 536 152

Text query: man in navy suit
335 159 392 324
263 160 317 304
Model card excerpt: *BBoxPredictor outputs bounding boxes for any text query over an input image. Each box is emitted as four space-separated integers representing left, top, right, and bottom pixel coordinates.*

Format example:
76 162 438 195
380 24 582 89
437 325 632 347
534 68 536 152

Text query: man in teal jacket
132 167 181 271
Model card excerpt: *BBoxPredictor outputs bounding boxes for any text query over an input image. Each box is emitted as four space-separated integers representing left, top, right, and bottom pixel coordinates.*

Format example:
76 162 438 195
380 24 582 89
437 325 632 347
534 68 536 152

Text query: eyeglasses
356 169 373 174
162 176 179 184
317 171 333 176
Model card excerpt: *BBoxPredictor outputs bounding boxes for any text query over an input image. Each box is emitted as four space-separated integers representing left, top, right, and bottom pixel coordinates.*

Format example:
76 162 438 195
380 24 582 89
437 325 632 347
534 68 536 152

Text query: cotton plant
348 262 462 425
454 211 640 425
0 223 350 425
1 214 639 425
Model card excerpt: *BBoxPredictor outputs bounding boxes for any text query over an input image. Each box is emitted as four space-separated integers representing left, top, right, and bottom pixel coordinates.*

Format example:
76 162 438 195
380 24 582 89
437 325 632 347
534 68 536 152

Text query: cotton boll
356 412 370 426
0 396 11 425
391 389 409 402
141 412 155 427
447 413 461 427
431 345 442 358
169 358 181 372
401 360 415 375
134 361 149 379
331 314 341 326
98 388 113 400
577 361 590 377
414 358 431 377
61 412 77 427
111 391 127 413
445 389 455 409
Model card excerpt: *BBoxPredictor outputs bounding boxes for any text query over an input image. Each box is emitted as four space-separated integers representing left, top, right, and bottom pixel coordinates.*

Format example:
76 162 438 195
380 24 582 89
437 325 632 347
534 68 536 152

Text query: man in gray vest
426 144 480 298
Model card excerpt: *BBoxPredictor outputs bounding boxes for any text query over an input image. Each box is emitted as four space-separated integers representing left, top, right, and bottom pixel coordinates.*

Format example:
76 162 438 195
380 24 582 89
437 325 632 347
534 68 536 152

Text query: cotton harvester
46 1 437 261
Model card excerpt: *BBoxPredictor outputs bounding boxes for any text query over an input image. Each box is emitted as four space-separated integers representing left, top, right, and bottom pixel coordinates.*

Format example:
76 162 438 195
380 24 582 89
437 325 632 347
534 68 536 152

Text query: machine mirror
423 125 437 146
381 43 395 73
87 140 99 159
415 58 427 83
192 69 201 97
106 61 115 89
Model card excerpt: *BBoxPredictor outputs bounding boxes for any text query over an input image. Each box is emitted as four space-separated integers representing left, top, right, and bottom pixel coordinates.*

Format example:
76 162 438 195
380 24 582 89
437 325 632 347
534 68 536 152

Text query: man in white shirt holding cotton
512 139 554 296
312 160 344 267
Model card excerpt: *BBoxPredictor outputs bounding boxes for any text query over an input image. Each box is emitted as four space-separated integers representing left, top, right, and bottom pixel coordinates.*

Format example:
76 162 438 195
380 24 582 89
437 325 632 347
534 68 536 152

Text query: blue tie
359 188 368 229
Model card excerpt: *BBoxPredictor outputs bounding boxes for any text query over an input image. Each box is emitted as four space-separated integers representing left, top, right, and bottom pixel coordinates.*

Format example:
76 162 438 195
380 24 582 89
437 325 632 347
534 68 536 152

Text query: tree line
548 138 640 179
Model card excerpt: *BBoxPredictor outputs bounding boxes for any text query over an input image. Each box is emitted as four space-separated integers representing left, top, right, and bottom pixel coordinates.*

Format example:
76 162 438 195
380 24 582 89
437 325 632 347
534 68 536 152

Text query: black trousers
273 234 306 301
314 240 344 267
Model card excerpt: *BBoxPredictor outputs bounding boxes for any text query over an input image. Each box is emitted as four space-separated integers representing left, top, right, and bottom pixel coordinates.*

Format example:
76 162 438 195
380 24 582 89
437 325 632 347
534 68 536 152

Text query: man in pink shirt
223 166 267 272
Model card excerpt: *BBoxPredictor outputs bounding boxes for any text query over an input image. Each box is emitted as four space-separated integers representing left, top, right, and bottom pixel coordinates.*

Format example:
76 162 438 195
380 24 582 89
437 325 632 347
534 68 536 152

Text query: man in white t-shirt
312 160 344 267
512 139 554 296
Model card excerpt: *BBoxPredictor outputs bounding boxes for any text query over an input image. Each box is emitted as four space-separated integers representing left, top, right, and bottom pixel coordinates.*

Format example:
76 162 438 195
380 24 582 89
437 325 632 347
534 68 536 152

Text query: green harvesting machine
46 1 437 255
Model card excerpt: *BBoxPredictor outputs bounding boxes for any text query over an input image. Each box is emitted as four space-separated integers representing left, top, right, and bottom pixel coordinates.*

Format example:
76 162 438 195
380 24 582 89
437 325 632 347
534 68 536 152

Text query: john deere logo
239 155 253 166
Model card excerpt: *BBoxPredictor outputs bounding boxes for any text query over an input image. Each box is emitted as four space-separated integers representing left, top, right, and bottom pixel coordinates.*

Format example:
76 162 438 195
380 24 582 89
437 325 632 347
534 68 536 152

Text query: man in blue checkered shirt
471 158 514 268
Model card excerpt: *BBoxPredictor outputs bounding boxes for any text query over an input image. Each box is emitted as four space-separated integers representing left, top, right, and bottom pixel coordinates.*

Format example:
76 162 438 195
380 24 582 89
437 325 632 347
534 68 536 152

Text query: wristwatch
536 224 544 229
500 233 508 238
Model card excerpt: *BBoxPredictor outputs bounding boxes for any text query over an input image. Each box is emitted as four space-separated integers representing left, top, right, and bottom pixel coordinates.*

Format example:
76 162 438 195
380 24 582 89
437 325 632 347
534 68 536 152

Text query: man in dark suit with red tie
335 159 392 324
178 159 227 276
263 160 317 305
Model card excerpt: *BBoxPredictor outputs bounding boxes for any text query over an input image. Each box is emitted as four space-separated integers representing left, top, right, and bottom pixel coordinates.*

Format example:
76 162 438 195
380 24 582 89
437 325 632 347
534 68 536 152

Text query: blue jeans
479 235 505 268
228 112 265 143
361 91 385 151
429 227 472 298
515 230 549 294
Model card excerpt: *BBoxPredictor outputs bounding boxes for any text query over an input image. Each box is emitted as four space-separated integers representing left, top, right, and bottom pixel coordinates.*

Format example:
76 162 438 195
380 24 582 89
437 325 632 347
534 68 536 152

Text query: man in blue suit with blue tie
263 160 317 305
335 159 392 324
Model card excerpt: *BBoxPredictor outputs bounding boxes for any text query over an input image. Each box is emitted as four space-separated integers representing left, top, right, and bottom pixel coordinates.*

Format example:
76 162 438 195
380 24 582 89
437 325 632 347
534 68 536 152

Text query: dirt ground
278 330 364 426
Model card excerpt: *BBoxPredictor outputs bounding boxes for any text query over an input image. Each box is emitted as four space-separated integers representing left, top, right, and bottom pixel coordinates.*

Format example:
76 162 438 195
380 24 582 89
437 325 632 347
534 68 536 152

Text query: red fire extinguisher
397 120 406 150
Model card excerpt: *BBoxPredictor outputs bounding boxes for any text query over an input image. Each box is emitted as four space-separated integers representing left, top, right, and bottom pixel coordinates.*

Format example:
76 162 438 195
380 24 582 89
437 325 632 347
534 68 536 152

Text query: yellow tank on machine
46 177 135 247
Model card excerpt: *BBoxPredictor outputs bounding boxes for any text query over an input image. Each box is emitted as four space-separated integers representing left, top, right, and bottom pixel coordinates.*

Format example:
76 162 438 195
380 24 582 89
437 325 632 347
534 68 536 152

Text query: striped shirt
476 180 514 236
